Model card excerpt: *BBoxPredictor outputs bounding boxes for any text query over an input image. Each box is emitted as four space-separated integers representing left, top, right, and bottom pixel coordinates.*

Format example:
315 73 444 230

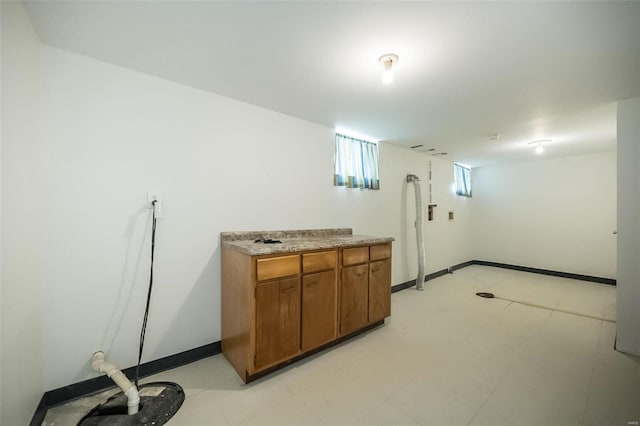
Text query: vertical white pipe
407 175 425 290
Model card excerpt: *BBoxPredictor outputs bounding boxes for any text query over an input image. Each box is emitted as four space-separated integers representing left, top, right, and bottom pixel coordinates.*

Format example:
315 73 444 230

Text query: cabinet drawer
342 247 369 266
370 244 391 261
256 255 300 281
303 251 336 273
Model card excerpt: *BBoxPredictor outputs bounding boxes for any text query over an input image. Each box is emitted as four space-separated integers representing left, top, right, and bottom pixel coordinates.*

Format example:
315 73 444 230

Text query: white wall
425 160 474 273
0 1 45 424
23 44 471 391
472 152 617 278
616 96 640 356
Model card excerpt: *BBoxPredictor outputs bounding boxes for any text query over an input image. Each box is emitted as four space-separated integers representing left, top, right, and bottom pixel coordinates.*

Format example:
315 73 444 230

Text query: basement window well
334 133 380 190
454 163 472 198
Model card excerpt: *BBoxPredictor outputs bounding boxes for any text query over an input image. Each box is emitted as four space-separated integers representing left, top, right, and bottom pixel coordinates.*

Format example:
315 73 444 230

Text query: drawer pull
281 287 296 294
356 271 367 277
306 281 318 288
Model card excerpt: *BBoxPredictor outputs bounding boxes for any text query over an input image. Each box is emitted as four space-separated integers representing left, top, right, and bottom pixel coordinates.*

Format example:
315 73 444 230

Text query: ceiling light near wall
528 139 551 154
379 53 399 84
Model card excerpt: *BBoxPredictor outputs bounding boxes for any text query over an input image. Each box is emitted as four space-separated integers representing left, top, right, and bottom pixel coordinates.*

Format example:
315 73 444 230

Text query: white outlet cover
147 192 161 203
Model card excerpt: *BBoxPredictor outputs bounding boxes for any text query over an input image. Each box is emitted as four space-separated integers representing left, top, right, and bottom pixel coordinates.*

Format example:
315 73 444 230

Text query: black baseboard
391 260 615 294
391 261 475 293
451 260 475 271
472 260 616 286
391 278 421 293
31 342 221 425
30 394 48 426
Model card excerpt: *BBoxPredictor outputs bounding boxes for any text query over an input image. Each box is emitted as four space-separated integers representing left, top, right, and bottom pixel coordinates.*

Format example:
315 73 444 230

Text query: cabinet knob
281 287 296 294
306 281 318 288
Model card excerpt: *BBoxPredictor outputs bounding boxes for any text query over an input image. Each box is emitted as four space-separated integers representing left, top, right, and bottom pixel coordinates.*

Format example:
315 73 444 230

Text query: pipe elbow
90 351 140 415
90 351 106 371
125 386 140 415
91 352 118 376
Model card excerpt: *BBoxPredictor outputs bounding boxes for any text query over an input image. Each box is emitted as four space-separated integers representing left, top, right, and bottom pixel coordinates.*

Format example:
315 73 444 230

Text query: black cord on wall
135 200 158 388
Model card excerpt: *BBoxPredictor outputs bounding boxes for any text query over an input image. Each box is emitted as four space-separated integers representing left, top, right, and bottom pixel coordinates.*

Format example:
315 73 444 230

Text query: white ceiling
24 1 640 167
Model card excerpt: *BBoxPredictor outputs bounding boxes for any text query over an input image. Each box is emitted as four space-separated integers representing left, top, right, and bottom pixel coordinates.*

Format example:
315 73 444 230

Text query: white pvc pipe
91 351 140 415
407 174 425 290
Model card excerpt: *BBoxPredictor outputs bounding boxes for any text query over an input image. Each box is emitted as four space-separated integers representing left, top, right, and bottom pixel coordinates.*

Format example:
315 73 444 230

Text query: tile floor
44 266 640 426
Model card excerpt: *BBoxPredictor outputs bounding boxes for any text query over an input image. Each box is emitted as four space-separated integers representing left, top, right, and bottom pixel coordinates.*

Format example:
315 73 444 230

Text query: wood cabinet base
222 242 391 383
241 319 384 383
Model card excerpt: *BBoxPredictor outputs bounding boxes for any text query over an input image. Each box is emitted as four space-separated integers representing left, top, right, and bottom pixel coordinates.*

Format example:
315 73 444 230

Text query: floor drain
476 292 495 298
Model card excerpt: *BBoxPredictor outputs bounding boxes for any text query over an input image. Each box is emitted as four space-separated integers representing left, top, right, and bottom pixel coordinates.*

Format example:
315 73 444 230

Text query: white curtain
334 134 380 190
454 163 472 197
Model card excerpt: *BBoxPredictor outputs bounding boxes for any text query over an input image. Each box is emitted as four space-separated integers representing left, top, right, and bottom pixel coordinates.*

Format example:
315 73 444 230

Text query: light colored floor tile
481 363 589 426
469 405 517 426
318 333 375 371
342 347 433 400
556 281 616 320
239 394 323 426
354 401 419 426
141 356 221 398
191 354 247 392
44 266 639 426
167 388 229 426
296 369 385 425
583 328 640 426
215 376 294 425
274 353 340 394
430 344 515 407
387 373 481 426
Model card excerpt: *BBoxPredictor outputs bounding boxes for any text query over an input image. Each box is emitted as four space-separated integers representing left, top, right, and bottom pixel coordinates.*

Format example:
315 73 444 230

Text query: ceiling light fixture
528 139 551 154
378 53 399 84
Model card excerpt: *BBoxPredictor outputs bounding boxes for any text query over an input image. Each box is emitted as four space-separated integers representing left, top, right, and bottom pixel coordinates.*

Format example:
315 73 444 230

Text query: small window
454 163 472 197
333 133 380 190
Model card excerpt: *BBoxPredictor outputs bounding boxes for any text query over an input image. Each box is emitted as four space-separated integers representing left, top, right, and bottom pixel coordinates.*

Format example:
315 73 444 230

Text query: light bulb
382 67 394 84
379 54 398 85
535 144 544 154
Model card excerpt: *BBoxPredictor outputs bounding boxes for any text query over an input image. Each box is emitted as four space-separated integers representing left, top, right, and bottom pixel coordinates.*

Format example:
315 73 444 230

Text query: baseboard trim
30 394 48 426
391 261 474 293
472 260 616 286
31 342 221 425
451 260 475 271
391 278 421 293
391 260 615 294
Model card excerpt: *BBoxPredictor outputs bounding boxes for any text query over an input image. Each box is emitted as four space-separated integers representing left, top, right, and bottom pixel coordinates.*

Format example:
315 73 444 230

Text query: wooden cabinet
302 270 337 351
256 255 299 281
340 264 369 335
222 242 390 383
338 243 392 336
255 277 300 369
369 258 391 322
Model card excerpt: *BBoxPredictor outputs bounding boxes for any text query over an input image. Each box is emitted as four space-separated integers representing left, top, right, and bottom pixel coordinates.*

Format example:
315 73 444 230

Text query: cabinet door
369 259 391 323
255 277 300 369
340 264 369 335
302 270 337 351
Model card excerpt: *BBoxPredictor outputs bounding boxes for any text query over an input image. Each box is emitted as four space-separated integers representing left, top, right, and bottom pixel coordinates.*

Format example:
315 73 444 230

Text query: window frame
333 133 380 190
454 163 472 198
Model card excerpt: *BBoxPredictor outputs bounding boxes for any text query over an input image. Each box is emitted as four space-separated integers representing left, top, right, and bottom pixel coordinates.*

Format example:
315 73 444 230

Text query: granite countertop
221 228 394 256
